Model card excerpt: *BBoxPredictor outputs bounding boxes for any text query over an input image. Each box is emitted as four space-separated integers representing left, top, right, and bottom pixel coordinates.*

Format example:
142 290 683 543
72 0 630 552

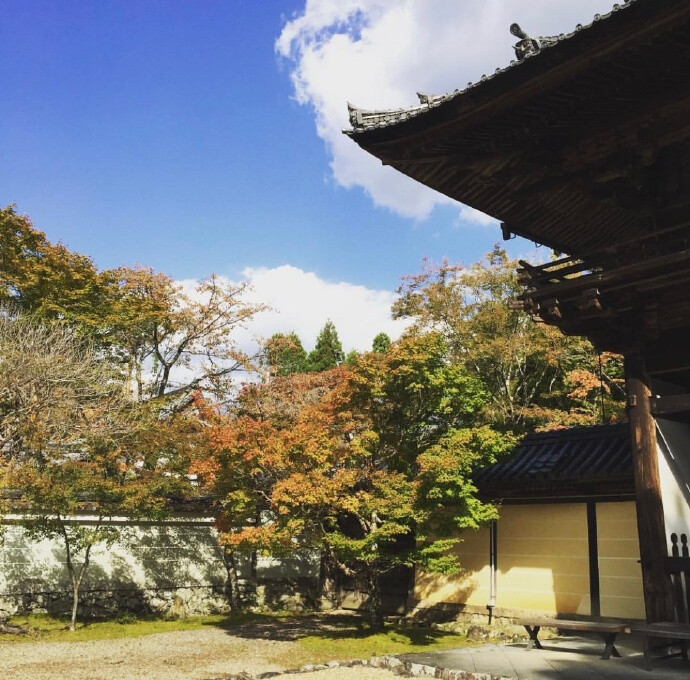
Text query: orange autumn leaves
194 369 355 551
197 334 514 578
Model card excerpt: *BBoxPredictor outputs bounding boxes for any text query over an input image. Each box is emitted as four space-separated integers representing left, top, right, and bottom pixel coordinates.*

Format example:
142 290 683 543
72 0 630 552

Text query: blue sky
0 0 611 349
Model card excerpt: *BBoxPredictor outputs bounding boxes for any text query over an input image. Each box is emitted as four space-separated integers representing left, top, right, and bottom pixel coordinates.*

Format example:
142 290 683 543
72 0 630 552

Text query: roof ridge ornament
347 102 363 127
510 23 559 60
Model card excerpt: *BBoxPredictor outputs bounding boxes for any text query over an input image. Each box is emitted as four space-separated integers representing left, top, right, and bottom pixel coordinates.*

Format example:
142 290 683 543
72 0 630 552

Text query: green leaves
306 320 344 372
210 330 511 627
261 332 309 376
394 249 625 431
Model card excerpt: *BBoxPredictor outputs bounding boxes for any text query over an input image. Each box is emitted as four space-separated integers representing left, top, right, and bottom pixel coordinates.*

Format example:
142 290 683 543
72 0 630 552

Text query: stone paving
399 635 689 679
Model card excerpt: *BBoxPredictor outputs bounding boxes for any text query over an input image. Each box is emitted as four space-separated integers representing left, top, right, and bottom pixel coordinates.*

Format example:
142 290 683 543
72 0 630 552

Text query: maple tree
0 312 195 629
100 266 268 404
0 205 110 333
202 334 514 628
393 247 625 431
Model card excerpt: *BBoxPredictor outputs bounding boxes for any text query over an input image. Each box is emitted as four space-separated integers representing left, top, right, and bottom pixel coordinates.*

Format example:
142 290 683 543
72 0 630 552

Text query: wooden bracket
649 393 690 416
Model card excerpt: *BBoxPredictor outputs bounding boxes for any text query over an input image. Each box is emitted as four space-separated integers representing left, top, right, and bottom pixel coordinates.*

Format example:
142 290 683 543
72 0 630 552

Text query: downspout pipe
487 520 497 624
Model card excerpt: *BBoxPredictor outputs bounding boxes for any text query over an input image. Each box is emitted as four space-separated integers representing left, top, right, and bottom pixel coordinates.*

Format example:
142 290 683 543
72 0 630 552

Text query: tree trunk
367 571 385 631
60 519 94 632
69 582 80 632
222 547 242 610
158 364 171 397
319 552 342 610
68 555 91 631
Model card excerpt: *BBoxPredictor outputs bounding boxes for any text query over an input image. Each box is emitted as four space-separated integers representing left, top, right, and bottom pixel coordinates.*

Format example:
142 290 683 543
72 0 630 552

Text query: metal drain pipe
487 520 497 624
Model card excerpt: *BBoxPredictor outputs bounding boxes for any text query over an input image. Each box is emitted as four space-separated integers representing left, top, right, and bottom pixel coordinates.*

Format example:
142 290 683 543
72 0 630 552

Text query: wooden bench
631 533 690 671
521 618 630 659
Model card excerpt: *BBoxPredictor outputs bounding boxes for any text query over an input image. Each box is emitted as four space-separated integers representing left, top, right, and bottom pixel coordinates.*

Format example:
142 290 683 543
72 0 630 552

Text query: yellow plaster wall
496 504 590 615
416 504 591 616
596 501 645 619
414 502 644 619
414 527 490 609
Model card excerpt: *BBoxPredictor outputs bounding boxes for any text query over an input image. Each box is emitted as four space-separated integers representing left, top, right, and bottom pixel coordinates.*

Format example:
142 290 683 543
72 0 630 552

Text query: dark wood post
624 353 675 622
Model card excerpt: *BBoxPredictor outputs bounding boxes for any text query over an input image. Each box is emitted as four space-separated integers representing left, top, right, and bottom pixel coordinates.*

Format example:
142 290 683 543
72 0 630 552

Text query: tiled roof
346 0 638 134
475 423 632 496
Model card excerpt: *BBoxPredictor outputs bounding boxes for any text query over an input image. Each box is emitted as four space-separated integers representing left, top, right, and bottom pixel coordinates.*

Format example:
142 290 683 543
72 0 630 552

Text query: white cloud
240 264 407 352
169 266 405 390
457 205 498 228
180 264 407 356
277 0 614 221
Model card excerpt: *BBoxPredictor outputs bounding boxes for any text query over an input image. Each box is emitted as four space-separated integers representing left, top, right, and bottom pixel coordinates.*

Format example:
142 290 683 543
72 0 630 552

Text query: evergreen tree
344 349 359 365
307 320 344 372
262 332 308 376
372 332 391 353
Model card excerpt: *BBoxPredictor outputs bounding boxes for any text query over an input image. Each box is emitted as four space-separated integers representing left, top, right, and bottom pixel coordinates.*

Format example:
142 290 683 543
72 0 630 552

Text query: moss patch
0 612 230 644
1 611 471 662
296 625 470 661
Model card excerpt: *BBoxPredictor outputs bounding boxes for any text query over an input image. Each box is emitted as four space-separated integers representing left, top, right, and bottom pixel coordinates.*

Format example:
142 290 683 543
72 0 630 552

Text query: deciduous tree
0 205 109 332
206 334 514 628
103 267 267 403
393 248 625 431
0 208 267 405
0 312 193 629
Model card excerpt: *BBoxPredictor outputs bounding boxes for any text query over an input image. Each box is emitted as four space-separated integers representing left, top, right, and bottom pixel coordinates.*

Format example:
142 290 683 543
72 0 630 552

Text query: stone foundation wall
408 601 552 627
0 516 320 619
0 584 230 620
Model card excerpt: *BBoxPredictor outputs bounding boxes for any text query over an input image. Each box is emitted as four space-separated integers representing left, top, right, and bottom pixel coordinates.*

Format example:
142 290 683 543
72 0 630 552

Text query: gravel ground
1 628 398 680
273 671 396 680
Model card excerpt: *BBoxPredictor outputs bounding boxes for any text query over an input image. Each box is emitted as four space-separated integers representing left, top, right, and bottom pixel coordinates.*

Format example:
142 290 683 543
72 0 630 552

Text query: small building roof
475 423 634 500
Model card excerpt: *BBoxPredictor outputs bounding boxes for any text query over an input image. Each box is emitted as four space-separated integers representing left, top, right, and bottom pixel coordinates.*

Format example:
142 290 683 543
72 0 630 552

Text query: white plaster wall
0 516 228 614
0 514 320 616
255 554 320 579
656 419 690 545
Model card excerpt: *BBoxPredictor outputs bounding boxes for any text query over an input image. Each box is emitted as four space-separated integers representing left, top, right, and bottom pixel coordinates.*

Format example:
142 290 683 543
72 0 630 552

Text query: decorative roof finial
510 23 558 60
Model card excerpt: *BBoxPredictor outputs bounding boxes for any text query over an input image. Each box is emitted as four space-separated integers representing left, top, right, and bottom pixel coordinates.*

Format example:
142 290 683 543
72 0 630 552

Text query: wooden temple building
346 0 690 623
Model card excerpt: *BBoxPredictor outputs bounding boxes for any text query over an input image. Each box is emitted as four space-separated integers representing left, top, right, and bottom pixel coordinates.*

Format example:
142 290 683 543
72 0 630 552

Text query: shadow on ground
401 635 690 680
204 612 457 646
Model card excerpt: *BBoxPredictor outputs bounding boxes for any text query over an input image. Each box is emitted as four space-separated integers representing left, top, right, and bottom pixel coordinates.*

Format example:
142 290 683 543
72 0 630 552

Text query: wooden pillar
586 502 601 618
624 353 674 623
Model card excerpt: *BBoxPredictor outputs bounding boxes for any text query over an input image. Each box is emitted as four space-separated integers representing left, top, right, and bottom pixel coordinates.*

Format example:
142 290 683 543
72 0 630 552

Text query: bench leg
599 633 620 660
642 636 653 672
524 625 543 651
680 640 688 662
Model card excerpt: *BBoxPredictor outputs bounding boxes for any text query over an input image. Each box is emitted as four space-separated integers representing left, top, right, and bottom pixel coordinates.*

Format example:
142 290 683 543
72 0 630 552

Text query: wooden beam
650 394 690 417
521 248 690 302
647 339 690 375
625 354 675 623
587 502 601 618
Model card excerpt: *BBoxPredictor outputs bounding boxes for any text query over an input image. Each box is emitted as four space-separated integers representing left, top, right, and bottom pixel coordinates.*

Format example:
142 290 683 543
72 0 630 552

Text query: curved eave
346 0 648 141
345 0 690 261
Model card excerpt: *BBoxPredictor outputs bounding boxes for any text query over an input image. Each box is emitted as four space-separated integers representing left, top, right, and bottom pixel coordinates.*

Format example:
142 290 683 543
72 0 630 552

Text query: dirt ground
1 627 398 680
